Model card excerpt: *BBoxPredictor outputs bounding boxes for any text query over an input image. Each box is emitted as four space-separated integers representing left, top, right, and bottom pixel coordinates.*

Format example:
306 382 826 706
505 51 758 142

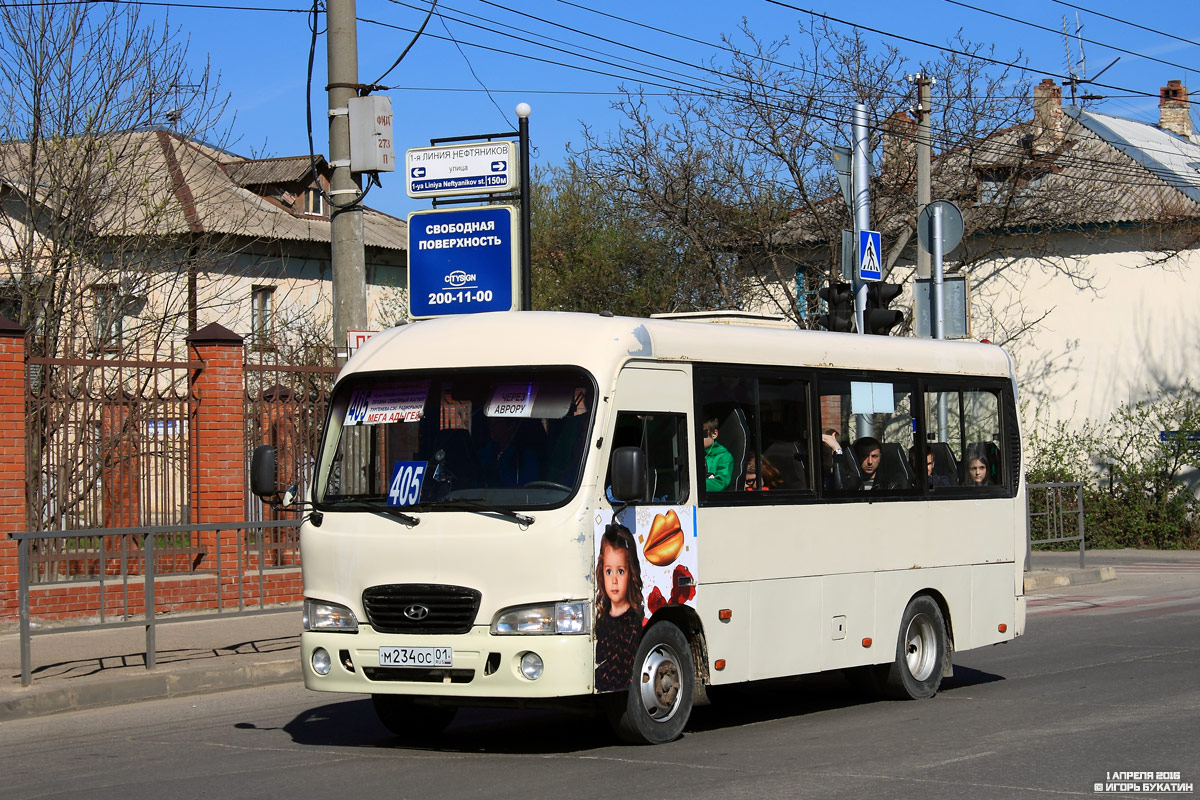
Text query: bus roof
345 311 1014 381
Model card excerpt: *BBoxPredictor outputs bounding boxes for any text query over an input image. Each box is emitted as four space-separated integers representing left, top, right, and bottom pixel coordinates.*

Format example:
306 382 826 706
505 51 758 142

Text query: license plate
378 646 452 668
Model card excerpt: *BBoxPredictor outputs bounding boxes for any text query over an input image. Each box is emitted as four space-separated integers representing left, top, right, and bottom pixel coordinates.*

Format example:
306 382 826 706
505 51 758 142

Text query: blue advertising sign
408 206 518 318
858 229 882 281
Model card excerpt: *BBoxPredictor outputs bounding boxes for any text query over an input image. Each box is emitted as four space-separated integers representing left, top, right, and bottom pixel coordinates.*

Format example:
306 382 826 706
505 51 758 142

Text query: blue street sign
408 206 518 318
858 229 882 281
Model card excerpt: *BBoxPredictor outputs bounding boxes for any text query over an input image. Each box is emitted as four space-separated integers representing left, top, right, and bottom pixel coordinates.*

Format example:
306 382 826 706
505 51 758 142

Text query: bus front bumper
301 627 595 700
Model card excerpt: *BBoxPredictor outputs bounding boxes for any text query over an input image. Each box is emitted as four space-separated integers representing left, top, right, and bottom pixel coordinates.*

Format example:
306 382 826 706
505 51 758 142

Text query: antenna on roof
1062 13 1086 105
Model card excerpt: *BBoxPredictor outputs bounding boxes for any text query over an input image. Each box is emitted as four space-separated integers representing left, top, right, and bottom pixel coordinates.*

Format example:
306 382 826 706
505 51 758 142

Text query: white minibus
252 311 1025 744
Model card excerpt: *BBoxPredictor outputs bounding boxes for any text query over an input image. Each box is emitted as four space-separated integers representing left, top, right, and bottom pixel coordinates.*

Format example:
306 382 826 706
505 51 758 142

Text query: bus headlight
491 601 590 635
519 652 544 680
303 599 359 632
311 647 332 675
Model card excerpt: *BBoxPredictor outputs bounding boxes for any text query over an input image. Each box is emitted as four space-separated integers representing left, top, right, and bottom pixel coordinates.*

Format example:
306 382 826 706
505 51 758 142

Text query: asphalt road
3 563 1198 800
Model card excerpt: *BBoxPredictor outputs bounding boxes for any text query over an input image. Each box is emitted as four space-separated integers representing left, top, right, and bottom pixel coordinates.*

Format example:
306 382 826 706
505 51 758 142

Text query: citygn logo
402 604 431 621
445 270 476 288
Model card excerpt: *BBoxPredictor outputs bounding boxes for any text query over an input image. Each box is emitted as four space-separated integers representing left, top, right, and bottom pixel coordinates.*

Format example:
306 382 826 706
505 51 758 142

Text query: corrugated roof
775 106 1200 247
224 156 324 187
0 131 406 253
1067 107 1200 206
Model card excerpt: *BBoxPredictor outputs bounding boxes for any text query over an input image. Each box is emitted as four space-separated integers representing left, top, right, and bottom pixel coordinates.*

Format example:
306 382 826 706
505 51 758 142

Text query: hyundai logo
403 604 431 621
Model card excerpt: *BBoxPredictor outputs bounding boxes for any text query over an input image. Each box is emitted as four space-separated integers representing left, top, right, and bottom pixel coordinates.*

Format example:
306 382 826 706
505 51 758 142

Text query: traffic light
865 282 903 335
817 281 854 332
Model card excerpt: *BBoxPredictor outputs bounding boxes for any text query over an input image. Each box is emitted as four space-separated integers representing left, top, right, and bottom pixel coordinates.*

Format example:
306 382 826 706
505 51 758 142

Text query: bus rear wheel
882 595 947 700
371 694 457 739
608 621 695 744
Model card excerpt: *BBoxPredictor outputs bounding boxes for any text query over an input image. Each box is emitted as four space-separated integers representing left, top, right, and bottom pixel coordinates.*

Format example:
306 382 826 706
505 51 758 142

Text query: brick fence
0 321 328 623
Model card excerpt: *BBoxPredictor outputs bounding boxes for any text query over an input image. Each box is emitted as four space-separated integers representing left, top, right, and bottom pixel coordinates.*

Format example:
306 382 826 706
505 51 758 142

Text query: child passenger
594 523 645 692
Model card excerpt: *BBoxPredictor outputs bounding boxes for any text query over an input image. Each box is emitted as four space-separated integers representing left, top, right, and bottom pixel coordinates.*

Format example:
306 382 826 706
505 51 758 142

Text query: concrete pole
915 76 932 279
327 0 367 361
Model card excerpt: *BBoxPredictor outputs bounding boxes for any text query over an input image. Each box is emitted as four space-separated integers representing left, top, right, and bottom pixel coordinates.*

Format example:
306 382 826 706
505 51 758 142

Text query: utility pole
911 74 933 280
327 0 367 362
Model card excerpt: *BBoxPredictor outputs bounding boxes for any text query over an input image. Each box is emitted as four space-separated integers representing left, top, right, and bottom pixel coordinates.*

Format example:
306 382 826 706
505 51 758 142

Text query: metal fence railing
10 520 301 687
1026 481 1086 570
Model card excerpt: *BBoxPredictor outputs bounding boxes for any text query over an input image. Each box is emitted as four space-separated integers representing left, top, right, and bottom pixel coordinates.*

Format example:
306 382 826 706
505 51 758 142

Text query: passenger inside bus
853 436 882 490
964 445 991 486
911 446 954 488
478 417 541 487
702 417 734 491
744 454 782 491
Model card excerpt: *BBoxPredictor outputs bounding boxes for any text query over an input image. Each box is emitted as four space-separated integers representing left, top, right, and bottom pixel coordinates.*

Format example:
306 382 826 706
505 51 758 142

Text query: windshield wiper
431 499 534 526
321 499 420 526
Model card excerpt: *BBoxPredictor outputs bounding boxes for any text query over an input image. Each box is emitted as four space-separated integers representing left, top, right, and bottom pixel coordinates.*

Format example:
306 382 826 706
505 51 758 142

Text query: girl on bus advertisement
593 506 698 692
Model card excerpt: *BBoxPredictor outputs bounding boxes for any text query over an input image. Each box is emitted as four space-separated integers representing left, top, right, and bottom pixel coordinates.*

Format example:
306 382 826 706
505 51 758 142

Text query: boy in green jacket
703 417 733 491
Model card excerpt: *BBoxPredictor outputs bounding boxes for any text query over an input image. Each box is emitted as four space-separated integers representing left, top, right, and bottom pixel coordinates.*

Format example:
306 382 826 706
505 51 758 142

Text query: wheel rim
636 642 682 722
904 612 938 681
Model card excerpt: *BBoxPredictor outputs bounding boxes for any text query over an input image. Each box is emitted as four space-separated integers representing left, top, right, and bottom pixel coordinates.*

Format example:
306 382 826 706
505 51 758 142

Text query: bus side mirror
250 445 277 498
610 446 647 502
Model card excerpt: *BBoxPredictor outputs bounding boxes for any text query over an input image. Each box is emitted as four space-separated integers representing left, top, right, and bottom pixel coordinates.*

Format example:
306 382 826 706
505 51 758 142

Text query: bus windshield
315 367 595 510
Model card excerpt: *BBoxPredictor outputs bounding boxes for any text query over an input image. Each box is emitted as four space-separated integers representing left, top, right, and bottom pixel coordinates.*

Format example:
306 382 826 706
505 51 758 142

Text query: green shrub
1026 384 1200 550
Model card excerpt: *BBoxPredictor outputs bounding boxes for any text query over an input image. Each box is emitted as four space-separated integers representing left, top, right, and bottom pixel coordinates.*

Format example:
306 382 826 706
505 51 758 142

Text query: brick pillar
0 316 26 621
187 323 245 581
101 400 141 528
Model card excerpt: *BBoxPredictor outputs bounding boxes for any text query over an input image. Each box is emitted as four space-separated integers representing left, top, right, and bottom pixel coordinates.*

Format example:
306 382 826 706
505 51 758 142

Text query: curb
0 659 301 722
1023 566 1117 592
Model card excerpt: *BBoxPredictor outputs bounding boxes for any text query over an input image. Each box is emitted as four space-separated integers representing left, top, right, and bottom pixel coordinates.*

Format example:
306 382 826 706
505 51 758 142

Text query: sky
141 0 1200 220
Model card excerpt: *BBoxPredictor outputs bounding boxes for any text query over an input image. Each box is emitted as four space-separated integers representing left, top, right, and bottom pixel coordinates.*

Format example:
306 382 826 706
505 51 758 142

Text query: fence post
0 315 27 622
187 323 246 609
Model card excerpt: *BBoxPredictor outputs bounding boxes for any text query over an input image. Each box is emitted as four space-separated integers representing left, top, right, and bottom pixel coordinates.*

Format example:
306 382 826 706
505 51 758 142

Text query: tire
608 621 695 744
881 595 947 700
371 694 457 738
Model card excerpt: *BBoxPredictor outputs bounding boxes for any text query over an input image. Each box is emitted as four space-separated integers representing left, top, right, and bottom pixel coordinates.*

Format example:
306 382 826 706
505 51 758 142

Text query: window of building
251 285 275 349
93 284 123 352
303 188 326 217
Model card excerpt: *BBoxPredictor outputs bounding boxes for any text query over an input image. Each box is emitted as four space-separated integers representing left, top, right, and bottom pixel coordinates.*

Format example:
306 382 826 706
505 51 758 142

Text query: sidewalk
2 550 1188 722
0 609 301 721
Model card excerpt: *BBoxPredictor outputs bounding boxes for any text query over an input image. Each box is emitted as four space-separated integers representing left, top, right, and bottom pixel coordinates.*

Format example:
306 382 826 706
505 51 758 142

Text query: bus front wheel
371 694 457 739
609 621 695 744
882 595 947 700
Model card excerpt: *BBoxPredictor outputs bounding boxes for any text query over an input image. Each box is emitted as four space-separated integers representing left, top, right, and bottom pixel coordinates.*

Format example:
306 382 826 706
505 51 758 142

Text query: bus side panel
874 567 973 665
749 577 823 680
819 572 877 672
969 562 1019 649
696 582 752 685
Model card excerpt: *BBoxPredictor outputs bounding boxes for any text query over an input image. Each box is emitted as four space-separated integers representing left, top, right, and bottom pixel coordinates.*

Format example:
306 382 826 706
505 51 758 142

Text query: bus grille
362 584 482 634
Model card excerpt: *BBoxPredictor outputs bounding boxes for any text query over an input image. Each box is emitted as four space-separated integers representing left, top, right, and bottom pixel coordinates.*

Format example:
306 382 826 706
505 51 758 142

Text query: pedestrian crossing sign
858 229 882 281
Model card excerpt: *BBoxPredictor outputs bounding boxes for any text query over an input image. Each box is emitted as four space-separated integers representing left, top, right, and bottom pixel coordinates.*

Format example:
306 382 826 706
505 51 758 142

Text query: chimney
1032 78 1064 156
1159 80 1193 139
881 110 916 185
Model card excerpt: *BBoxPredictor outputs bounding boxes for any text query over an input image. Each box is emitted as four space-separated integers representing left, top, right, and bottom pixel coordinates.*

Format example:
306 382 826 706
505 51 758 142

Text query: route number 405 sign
387 461 427 507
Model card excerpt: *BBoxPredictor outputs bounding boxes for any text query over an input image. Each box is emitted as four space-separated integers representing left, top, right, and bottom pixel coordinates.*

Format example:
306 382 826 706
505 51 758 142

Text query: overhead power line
1048 0 1200 50
944 0 1200 76
360 4 1199 191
